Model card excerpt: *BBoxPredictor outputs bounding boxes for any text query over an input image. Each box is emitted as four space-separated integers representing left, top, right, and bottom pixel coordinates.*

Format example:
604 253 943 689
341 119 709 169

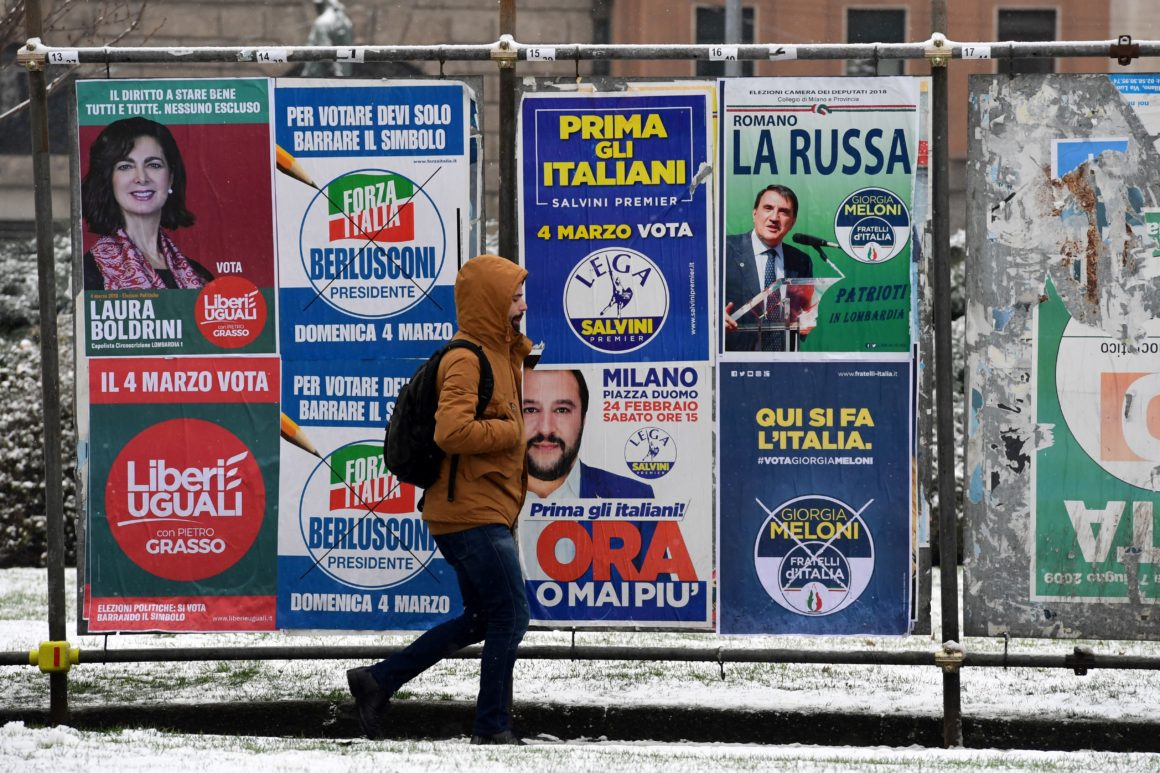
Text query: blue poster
274 80 471 362
276 356 462 630
271 79 469 631
717 357 912 634
519 91 713 364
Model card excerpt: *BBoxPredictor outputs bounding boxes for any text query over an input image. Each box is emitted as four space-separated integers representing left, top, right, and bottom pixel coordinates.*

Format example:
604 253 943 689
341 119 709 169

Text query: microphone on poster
792 232 840 249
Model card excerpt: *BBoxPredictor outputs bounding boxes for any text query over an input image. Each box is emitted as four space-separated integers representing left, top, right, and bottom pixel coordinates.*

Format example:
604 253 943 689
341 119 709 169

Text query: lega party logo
753 494 876 616
297 441 435 589
298 170 446 319
624 426 676 480
104 418 266 582
564 248 668 354
834 187 910 264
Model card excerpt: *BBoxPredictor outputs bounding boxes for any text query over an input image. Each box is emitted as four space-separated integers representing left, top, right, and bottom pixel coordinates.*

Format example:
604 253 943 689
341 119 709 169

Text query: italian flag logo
327 173 414 243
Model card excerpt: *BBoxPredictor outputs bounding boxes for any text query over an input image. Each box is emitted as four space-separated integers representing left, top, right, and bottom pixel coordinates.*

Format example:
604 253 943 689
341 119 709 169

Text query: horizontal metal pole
16 37 1160 66
24 44 498 64
2 644 1157 670
965 652 1160 671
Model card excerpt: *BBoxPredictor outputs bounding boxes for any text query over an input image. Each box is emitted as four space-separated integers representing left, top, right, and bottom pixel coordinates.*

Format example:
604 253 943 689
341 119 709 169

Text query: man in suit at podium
723 184 813 352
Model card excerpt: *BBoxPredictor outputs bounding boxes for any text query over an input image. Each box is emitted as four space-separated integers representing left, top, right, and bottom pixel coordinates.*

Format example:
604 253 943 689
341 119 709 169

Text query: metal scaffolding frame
13 0 1160 749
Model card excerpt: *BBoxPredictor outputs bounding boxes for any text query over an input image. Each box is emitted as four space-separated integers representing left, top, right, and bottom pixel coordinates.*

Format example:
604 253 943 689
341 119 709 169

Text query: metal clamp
1067 645 1095 676
491 34 518 69
924 33 950 68
17 38 47 71
934 643 965 674
1110 35 1140 67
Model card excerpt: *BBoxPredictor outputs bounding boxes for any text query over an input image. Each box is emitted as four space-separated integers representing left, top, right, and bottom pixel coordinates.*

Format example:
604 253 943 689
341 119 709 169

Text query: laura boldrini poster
716 357 913 635
718 77 919 356
76 78 278 357
517 363 713 628
518 88 713 365
82 357 280 633
273 79 472 363
964 74 1160 640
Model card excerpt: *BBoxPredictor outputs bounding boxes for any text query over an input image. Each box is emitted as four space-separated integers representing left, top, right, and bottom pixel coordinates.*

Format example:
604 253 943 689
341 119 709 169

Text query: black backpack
383 340 494 507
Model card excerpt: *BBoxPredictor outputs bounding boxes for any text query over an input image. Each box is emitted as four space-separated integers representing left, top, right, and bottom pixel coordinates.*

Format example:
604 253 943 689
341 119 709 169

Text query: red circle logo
105 418 266 581
195 275 266 348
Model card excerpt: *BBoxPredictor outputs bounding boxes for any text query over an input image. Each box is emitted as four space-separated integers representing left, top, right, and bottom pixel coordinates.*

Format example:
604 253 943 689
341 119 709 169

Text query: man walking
347 254 532 745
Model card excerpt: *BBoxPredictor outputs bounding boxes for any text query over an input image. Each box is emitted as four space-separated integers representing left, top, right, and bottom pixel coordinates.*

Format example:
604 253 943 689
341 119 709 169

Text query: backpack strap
442 339 495 502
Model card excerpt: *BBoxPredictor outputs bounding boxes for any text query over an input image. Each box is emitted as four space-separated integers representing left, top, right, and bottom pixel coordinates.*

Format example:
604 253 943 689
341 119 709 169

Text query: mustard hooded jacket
422 254 532 534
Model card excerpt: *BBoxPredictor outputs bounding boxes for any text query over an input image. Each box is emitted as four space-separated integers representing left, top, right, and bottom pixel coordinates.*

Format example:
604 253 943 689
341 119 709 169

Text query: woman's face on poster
112 135 172 219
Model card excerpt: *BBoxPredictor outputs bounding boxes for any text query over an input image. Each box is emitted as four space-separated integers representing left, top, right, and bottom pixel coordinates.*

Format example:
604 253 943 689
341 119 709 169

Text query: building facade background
3 0 1160 234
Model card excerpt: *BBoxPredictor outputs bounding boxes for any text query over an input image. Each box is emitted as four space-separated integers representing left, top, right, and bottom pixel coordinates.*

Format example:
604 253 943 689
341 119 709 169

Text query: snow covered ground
4 567 1160 770
4 721 1160 773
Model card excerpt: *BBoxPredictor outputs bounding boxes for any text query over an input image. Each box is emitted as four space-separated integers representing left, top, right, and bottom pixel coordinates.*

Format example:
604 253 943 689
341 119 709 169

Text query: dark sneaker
470 729 526 746
346 667 387 739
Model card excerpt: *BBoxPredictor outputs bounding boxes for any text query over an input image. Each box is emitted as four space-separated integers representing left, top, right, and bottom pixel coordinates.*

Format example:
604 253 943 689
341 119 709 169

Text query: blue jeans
368 523 530 736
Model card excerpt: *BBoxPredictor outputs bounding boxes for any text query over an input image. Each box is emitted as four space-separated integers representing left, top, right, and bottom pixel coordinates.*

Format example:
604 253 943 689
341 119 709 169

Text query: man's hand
724 302 738 333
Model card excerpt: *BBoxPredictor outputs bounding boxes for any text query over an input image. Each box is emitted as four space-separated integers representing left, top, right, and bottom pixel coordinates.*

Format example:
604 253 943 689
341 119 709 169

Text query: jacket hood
454 254 528 348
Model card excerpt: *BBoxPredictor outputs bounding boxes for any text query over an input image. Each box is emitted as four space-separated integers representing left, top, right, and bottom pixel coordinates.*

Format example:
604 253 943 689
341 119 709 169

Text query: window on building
997 9 1057 75
695 6 754 77
846 9 906 76
591 0 611 77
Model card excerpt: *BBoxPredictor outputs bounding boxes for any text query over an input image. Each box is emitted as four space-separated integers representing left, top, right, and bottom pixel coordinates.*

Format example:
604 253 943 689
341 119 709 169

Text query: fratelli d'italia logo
834 187 910 264
563 248 668 354
297 441 435 590
298 170 445 319
624 426 676 480
753 494 875 616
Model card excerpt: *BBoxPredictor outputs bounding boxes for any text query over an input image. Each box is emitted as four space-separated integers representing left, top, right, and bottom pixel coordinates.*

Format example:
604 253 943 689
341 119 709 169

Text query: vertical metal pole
724 0 741 78
930 0 963 749
497 0 518 260
24 0 69 725
497 0 519 717
69 95 86 634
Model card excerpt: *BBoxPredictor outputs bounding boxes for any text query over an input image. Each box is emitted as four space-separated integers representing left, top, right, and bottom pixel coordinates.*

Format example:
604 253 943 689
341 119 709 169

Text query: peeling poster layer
965 74 1160 640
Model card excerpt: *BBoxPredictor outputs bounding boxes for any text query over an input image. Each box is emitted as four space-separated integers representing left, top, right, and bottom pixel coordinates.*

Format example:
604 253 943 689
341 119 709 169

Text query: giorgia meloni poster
716 356 913 635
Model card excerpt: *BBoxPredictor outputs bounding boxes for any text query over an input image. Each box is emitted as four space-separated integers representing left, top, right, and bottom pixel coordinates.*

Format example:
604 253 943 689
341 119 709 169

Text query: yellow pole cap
29 641 80 673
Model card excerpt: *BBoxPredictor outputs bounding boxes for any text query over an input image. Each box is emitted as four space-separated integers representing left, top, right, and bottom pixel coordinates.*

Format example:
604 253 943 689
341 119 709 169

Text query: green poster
1033 280 1160 602
719 77 920 355
84 357 280 632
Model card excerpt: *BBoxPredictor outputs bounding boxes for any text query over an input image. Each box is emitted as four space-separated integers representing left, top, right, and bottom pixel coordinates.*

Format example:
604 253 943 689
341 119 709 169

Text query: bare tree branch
3 1 151 54
1 1 152 123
